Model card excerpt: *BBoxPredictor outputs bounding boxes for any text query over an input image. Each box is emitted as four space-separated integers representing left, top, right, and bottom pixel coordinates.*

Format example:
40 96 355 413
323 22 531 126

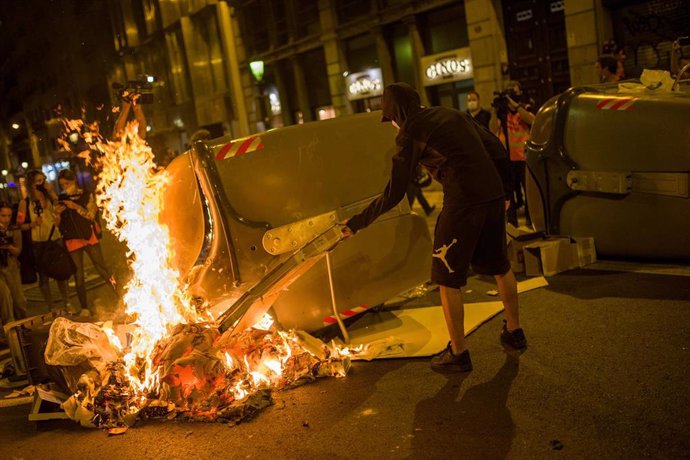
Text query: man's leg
439 285 465 354
495 269 520 331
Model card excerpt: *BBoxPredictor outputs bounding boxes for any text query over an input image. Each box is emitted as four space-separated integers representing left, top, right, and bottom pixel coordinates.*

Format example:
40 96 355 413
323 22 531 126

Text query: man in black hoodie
343 83 526 372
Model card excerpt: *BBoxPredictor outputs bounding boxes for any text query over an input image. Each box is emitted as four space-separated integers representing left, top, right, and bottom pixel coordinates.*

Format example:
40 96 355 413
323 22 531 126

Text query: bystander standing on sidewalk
55 169 115 317
16 170 72 313
0 201 27 327
467 90 491 129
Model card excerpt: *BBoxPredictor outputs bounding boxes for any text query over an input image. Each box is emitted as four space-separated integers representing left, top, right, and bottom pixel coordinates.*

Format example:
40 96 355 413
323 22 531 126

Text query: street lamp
21 162 28 169
249 60 270 130
11 123 20 130
249 60 265 83
1 170 7 176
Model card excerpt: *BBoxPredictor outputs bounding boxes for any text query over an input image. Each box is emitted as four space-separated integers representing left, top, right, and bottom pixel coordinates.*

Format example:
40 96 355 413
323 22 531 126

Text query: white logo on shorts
433 238 458 273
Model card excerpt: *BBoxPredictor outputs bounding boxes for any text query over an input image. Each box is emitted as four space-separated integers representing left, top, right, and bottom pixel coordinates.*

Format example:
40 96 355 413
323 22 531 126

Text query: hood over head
380 83 422 126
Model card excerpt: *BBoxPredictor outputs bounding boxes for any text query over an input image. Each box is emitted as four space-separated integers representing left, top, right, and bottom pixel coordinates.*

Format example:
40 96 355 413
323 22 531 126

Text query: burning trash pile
44 121 350 432
46 317 348 431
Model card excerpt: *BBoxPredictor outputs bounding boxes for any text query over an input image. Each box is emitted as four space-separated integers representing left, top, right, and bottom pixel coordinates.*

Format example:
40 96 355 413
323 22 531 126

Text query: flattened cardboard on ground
344 277 547 359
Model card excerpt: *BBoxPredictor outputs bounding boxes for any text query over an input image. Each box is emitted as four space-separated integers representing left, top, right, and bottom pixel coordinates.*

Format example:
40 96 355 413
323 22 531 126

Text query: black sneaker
500 320 527 350
431 342 473 372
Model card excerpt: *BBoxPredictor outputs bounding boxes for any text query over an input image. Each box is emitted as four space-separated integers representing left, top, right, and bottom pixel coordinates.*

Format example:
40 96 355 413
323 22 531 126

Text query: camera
112 74 156 104
678 36 690 47
0 229 13 247
35 183 47 194
491 89 519 118
491 89 521 110
0 229 13 267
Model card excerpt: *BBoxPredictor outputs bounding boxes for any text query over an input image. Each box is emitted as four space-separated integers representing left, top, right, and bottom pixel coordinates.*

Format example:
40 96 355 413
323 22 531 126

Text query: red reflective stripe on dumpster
215 136 264 160
215 143 233 160
596 98 614 109
322 304 369 326
620 99 636 111
596 97 637 111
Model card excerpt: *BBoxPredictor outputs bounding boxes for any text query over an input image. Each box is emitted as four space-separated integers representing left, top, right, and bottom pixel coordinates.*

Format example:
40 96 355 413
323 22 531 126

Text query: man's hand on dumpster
339 222 354 240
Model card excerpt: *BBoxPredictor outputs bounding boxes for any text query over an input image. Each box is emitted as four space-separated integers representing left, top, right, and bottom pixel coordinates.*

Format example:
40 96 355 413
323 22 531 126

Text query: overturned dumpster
162 111 432 331
526 83 690 260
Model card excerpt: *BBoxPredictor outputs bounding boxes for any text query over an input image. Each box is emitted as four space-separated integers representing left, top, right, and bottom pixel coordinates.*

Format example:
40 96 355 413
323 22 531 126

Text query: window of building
189 12 228 96
316 106 336 120
301 48 331 119
421 3 469 55
388 23 415 86
241 0 271 55
142 0 159 36
293 0 320 37
428 79 474 111
159 0 183 27
165 28 192 104
271 1 289 45
337 0 372 25
344 33 378 72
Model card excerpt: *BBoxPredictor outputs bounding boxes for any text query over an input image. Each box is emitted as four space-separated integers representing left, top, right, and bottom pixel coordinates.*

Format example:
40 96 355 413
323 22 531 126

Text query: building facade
233 0 514 131
3 0 686 187
102 0 690 142
105 0 521 140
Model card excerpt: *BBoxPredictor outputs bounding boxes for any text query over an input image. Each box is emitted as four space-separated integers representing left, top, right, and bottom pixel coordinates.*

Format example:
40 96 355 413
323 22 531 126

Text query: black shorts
431 199 510 288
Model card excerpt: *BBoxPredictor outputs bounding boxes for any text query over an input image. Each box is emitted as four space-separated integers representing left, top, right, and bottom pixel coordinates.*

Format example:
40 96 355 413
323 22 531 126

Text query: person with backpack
54 169 115 316
16 170 73 314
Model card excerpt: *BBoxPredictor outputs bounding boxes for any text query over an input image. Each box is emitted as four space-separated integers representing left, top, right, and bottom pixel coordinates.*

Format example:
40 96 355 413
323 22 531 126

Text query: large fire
48 121 349 432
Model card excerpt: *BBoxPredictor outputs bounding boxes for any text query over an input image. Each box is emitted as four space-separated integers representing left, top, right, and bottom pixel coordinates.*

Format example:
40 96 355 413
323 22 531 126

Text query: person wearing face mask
341 83 525 373
16 170 73 313
466 90 491 129
54 169 115 317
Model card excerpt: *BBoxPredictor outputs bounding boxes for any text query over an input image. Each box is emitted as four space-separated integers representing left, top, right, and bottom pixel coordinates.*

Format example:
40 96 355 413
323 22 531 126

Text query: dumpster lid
217 225 344 336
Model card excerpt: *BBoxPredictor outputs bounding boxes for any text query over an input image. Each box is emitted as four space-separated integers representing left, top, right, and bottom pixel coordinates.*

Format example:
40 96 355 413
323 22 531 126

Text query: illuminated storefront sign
420 47 473 86
345 68 383 101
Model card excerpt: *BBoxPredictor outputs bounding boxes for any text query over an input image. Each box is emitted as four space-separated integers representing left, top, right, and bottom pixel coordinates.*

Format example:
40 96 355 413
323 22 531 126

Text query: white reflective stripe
617 99 636 111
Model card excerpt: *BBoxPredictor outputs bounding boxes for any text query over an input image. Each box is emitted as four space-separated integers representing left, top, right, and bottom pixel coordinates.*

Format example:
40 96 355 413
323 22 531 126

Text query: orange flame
59 119 349 426
92 121 204 393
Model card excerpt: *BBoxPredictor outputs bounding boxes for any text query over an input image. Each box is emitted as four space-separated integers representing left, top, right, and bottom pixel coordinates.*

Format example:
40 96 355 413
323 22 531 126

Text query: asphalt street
1 190 689 459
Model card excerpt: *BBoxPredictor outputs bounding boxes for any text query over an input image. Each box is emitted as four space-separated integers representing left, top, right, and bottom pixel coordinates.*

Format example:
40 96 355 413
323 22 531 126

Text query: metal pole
325 251 349 343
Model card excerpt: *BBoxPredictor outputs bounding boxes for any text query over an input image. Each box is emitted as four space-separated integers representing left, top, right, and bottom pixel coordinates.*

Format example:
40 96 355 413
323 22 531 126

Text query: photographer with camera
0 201 27 327
16 170 73 313
112 75 154 141
490 80 536 227
55 169 115 317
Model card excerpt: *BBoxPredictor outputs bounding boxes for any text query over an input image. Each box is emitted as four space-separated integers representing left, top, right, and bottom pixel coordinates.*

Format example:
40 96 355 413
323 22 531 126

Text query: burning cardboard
47 317 349 430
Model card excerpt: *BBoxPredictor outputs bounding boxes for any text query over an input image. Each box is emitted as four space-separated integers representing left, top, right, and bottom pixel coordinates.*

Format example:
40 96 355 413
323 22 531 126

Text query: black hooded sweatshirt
347 83 509 233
